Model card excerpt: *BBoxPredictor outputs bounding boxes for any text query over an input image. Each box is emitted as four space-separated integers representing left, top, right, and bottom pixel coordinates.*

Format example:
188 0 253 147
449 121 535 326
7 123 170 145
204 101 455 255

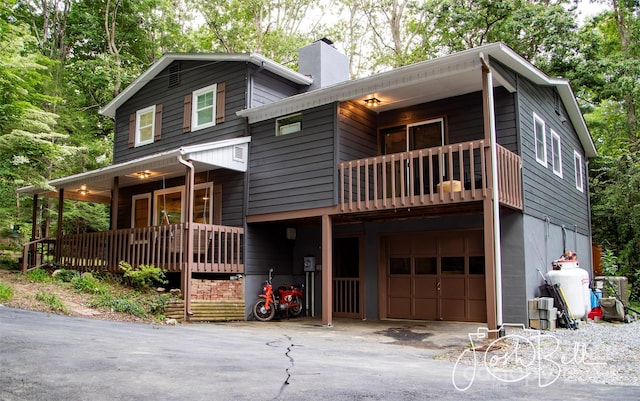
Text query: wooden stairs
165 300 245 322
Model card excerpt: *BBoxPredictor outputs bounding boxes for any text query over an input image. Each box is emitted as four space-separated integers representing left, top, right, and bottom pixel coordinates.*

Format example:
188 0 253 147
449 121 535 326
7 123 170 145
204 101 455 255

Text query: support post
481 54 502 334
178 157 195 320
55 189 64 262
111 176 119 230
321 214 333 327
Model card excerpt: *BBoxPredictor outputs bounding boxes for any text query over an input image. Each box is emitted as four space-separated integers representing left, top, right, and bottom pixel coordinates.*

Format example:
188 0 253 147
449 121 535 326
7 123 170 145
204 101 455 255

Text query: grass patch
0 283 13 301
35 291 68 314
26 268 51 283
71 273 108 296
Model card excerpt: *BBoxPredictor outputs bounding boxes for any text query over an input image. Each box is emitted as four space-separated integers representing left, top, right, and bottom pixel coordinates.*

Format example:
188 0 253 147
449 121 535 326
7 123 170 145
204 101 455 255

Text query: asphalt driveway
1 307 637 401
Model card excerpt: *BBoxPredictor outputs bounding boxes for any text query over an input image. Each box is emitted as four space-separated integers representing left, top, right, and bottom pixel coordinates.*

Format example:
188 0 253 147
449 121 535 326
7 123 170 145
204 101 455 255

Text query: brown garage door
385 230 486 322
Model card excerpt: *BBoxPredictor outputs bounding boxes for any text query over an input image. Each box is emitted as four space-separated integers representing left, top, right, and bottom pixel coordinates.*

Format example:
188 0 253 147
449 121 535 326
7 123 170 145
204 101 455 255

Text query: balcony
23 223 244 274
338 140 522 214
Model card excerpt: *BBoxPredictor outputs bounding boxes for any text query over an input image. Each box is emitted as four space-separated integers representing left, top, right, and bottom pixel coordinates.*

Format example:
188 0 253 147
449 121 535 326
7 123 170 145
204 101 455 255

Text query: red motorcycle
253 268 304 321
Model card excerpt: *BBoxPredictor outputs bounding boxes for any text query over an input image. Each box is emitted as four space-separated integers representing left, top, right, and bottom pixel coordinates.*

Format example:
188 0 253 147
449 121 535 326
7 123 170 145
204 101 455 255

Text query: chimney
298 38 349 91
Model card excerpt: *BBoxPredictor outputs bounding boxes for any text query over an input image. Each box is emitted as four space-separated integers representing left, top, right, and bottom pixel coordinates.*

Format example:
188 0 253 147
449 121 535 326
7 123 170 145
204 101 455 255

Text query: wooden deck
338 141 522 213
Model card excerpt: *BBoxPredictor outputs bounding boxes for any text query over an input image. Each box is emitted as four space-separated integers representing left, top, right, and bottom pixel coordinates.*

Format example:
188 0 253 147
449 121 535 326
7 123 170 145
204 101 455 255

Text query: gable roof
99 53 313 118
237 42 596 158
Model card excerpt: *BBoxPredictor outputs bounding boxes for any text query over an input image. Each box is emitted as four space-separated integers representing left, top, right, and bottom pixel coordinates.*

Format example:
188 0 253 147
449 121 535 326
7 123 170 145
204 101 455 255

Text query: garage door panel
441 299 466 320
389 277 411 296
389 297 411 319
414 299 437 319
440 277 465 298
469 277 486 300
414 277 437 298
469 300 487 321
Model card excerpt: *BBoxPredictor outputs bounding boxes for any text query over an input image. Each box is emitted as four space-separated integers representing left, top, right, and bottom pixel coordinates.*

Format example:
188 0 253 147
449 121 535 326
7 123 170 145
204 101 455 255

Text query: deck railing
338 141 522 213
21 237 56 272
54 223 244 274
333 277 360 318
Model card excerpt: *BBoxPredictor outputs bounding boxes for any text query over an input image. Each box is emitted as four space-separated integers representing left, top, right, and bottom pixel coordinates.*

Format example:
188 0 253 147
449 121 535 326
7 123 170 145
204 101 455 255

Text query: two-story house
19 41 596 330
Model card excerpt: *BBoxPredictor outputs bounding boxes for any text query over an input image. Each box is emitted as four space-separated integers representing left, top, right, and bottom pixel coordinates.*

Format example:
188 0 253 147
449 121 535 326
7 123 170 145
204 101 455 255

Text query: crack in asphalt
267 334 298 400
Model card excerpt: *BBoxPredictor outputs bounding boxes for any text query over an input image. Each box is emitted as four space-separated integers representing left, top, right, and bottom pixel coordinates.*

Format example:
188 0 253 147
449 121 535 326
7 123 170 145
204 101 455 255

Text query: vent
168 63 180 87
232 145 245 162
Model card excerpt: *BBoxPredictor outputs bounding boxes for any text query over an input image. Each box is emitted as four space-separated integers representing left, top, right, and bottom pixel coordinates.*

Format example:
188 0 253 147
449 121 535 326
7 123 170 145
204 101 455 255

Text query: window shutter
216 82 226 124
213 183 222 225
154 104 163 141
183 95 192 133
128 113 136 148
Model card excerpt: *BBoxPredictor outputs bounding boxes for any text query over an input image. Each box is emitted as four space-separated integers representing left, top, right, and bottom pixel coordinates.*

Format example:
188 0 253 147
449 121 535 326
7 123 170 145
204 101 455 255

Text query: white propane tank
547 259 591 320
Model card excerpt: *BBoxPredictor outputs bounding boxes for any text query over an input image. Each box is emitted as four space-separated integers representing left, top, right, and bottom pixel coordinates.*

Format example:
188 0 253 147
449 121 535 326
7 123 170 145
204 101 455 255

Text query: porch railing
21 237 56 272
55 223 244 274
338 141 522 213
333 277 360 318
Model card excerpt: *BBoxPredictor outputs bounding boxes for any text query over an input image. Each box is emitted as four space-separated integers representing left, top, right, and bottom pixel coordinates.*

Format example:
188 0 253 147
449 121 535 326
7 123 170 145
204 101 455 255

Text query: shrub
0 255 19 270
35 291 68 313
26 268 51 283
0 283 13 301
53 269 80 283
91 293 146 318
71 273 107 295
119 262 167 291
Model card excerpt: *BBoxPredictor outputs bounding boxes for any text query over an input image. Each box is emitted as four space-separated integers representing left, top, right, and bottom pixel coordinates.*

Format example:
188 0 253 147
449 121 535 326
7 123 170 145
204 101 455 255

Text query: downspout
178 155 195 319
480 53 503 329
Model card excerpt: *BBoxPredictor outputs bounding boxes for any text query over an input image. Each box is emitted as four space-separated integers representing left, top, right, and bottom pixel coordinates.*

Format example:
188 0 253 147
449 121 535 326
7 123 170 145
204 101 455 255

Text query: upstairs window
276 113 302 136
129 104 162 148
192 84 217 131
574 151 584 192
550 130 562 177
136 105 156 146
533 113 546 166
183 83 225 133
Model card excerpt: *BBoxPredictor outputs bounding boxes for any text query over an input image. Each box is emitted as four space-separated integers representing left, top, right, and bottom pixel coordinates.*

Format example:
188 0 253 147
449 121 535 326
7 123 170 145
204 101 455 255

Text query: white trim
406 117 445 149
550 129 563 178
191 83 217 131
533 113 547 167
276 113 302 136
574 150 584 192
135 105 156 147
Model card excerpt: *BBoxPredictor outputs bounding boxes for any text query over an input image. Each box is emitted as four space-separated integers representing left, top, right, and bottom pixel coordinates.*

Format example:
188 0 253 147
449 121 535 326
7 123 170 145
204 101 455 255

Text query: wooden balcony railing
338 141 522 213
21 237 56 272
52 223 243 274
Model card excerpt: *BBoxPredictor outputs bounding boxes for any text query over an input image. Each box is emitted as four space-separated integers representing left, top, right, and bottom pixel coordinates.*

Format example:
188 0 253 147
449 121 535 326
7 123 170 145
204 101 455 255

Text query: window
276 113 302 136
192 84 217 131
533 113 546 166
550 130 562 177
574 151 584 192
136 105 156 146
131 194 151 228
193 182 214 224
154 186 185 225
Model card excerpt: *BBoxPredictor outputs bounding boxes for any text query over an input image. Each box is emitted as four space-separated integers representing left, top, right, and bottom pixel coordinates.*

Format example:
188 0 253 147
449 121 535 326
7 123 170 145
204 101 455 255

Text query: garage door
385 230 486 322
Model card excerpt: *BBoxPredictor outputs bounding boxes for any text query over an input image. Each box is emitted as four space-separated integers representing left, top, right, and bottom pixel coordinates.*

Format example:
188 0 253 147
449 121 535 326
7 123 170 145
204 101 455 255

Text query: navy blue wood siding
113 61 249 164
516 76 590 234
247 104 337 215
249 65 302 107
338 101 377 162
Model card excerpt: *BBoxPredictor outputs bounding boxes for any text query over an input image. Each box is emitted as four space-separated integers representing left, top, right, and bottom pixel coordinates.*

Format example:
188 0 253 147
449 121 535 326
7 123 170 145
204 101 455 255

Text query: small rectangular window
551 130 562 177
276 113 302 136
136 105 156 146
192 84 217 131
533 113 546 166
389 257 411 275
574 150 584 192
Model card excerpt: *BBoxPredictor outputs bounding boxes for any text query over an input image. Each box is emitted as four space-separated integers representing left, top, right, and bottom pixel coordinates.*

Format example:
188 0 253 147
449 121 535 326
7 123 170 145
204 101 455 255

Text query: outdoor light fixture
364 97 381 107
137 170 152 179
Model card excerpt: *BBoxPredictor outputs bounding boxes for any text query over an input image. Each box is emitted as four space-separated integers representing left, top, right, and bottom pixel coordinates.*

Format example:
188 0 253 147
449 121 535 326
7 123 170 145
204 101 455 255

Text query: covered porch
18 137 250 319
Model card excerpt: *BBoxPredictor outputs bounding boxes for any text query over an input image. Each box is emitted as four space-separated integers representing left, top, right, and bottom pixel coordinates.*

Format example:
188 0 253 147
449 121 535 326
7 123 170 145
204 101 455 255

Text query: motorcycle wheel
253 299 275 321
289 295 303 317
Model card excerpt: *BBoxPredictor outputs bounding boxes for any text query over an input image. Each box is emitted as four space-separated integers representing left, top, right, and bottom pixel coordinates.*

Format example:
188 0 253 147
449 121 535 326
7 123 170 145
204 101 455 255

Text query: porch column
55 189 64 261
481 54 502 333
321 214 333 327
111 176 119 230
179 157 195 320
26 194 38 272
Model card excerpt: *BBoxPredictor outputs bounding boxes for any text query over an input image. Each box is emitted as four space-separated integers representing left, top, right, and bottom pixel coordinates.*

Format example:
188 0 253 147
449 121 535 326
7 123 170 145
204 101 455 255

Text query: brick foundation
190 278 244 301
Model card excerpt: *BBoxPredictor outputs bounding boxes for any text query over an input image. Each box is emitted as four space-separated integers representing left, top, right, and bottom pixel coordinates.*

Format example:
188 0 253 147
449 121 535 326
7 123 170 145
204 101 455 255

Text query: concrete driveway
1 307 637 401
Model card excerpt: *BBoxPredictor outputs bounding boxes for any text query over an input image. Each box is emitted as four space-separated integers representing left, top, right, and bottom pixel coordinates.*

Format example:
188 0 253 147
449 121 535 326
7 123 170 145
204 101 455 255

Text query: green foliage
0 282 13 301
71 273 107 295
601 248 619 276
91 293 147 318
0 254 19 270
53 269 80 283
35 291 68 313
26 268 51 283
119 262 167 291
